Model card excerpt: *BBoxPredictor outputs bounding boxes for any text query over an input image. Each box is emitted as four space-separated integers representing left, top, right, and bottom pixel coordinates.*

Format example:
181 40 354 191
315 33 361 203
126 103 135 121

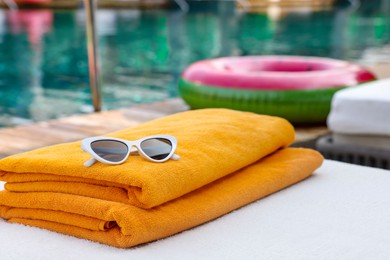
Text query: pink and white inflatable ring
181 56 375 90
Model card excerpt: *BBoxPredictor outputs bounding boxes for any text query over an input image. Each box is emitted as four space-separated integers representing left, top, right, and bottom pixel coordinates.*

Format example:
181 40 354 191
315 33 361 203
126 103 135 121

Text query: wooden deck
0 98 330 158
0 98 188 158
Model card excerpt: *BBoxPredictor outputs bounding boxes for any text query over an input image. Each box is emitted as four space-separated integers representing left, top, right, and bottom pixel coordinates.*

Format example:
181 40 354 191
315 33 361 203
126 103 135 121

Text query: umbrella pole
84 0 102 112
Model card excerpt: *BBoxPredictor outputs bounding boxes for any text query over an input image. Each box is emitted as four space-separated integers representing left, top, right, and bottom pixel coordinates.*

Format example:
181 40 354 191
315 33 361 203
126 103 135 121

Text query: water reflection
0 1 389 127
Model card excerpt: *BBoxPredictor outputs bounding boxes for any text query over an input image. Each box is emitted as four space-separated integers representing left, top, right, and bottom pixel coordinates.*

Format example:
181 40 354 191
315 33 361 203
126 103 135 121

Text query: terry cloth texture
327 78 390 136
0 109 323 248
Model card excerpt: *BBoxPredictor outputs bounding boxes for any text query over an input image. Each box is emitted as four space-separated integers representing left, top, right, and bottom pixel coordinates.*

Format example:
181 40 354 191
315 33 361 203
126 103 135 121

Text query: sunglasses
81 135 180 167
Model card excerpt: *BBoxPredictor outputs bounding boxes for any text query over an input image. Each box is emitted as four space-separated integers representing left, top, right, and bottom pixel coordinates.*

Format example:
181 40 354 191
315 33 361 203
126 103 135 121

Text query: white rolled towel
327 78 390 136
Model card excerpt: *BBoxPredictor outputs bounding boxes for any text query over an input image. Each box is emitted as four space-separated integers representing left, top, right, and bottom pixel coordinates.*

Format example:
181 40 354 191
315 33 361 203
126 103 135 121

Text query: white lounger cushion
1 160 390 259
327 78 390 136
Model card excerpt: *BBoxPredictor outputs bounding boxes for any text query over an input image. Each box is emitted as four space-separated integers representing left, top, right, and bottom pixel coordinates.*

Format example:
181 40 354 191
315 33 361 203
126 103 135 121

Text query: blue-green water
0 1 389 127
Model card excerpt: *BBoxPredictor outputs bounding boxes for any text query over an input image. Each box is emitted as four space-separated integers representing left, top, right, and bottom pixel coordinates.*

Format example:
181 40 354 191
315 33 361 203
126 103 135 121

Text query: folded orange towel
0 109 295 208
0 148 323 248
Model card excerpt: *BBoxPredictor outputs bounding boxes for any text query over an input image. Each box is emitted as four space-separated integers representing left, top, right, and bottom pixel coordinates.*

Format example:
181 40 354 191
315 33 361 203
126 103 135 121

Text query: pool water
0 1 389 127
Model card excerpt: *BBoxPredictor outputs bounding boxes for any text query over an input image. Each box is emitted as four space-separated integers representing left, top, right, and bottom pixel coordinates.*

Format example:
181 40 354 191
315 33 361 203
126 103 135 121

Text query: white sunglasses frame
81 134 180 167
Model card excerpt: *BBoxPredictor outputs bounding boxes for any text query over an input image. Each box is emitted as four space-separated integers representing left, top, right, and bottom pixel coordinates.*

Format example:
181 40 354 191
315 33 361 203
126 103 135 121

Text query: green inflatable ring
178 78 344 124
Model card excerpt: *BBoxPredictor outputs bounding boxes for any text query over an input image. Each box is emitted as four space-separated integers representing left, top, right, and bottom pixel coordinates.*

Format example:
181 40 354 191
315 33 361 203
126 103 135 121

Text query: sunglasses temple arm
84 158 97 167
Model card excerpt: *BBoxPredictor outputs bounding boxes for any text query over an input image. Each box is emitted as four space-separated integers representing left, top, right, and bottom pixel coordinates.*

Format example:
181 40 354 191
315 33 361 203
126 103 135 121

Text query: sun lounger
0 159 389 258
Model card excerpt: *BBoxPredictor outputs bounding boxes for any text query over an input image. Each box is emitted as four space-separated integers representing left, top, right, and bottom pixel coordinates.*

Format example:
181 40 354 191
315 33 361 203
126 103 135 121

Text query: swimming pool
0 1 389 127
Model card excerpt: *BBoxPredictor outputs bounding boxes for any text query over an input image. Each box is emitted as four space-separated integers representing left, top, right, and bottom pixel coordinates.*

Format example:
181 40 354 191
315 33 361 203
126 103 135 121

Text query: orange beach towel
0 109 323 247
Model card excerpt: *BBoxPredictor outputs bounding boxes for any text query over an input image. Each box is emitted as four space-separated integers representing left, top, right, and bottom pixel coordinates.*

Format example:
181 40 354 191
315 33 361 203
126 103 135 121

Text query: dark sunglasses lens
91 140 128 162
140 138 173 161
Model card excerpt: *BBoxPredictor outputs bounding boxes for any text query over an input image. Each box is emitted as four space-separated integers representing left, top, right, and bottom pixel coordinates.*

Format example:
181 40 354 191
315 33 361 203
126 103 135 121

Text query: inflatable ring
179 56 376 123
